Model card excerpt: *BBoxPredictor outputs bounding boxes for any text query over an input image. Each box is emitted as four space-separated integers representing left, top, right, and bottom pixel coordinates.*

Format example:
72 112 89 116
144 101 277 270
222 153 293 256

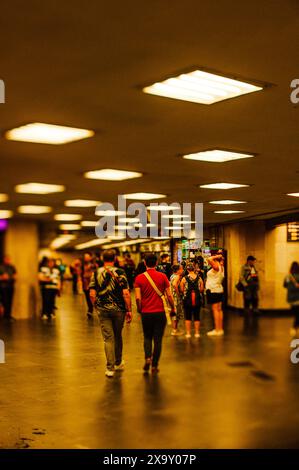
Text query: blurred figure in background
170 264 185 336
56 258 66 289
206 253 225 337
240 255 259 317
123 252 136 289
136 253 147 276
181 263 203 339
38 258 61 320
157 253 172 280
0 255 17 321
82 252 96 319
70 258 82 295
284 261 299 337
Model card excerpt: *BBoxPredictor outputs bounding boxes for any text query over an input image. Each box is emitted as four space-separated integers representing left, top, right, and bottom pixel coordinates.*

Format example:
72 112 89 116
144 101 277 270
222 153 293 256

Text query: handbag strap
143 271 163 297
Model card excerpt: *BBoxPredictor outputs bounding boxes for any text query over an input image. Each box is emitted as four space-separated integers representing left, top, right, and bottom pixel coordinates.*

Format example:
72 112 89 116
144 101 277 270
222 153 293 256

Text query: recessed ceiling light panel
183 150 254 163
143 69 263 105
0 193 8 202
64 199 100 207
15 182 65 194
209 200 247 204
200 183 249 190
54 214 82 221
84 169 143 181
18 205 52 214
6 123 94 144
123 193 166 200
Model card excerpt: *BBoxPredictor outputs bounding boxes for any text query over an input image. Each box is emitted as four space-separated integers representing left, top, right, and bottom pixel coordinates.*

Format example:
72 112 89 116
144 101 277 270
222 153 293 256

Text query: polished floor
0 285 299 449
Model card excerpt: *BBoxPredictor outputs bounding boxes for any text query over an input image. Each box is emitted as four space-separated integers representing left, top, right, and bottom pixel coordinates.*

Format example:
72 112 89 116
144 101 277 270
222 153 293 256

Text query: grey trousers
98 309 126 370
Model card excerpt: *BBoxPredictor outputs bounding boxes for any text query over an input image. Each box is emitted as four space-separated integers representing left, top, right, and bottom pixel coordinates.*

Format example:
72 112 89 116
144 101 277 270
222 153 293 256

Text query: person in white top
206 252 225 337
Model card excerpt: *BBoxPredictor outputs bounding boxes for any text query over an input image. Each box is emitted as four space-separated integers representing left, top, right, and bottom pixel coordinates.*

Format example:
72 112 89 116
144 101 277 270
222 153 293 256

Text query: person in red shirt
135 253 175 374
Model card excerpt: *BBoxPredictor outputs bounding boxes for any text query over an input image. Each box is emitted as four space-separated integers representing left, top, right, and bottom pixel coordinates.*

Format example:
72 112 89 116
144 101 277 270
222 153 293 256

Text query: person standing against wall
0 255 17 321
284 261 299 337
206 253 225 337
239 255 259 316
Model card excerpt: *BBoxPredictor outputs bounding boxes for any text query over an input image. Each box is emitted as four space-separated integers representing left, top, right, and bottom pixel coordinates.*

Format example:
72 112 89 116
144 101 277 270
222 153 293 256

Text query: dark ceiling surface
1 0 299 246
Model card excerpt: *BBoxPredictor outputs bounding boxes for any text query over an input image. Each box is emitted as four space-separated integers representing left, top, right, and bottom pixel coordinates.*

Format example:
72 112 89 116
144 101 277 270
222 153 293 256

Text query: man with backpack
89 249 132 378
180 263 204 339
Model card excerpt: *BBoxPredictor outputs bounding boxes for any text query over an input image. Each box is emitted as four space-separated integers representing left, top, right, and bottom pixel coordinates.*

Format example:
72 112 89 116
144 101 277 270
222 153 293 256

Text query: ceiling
1 0 299 247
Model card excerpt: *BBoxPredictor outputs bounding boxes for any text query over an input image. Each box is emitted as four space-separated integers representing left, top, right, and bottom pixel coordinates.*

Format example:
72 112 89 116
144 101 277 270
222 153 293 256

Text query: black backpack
183 275 201 307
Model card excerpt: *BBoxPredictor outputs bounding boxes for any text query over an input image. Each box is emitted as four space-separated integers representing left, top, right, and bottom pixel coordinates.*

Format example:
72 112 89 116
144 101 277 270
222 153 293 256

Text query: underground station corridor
1 286 299 450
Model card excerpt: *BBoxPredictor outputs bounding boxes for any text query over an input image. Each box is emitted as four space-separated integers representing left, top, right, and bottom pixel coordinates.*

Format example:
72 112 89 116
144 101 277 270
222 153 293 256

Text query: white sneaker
105 370 115 378
114 360 125 371
185 333 192 339
207 329 218 337
217 329 224 336
194 333 201 338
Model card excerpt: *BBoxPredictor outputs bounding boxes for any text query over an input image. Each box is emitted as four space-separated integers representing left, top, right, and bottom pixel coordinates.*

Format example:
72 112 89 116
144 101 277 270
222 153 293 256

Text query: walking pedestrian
284 261 299 337
0 255 17 321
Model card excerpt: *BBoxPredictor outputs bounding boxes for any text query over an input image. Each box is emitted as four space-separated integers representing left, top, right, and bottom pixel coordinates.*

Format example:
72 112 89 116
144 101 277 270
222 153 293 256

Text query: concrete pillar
4 220 39 319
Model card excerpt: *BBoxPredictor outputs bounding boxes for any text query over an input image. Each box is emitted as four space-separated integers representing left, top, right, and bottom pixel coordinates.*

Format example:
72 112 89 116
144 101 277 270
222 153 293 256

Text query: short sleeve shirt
134 268 170 313
90 266 129 312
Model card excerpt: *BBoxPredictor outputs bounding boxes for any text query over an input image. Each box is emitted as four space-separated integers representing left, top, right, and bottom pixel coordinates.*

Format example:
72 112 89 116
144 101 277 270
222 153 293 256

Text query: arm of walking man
123 288 132 323
134 287 142 314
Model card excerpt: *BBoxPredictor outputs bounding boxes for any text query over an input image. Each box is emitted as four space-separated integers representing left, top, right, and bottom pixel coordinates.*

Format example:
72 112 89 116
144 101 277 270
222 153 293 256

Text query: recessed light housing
287 193 299 197
15 182 65 194
123 193 166 200
84 169 143 181
200 183 249 190
162 214 190 219
214 210 245 214
54 214 83 221
81 220 98 227
183 150 254 163
0 194 8 203
64 199 100 207
95 209 126 216
59 224 81 231
143 69 263 105
209 200 247 205
6 123 94 144
18 205 52 214
0 210 13 218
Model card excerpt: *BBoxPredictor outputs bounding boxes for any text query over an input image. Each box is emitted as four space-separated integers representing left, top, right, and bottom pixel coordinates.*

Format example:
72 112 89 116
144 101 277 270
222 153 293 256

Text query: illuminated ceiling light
123 193 166 200
119 218 140 223
95 209 126 216
0 210 13 218
50 235 76 250
170 220 195 225
200 183 249 190
75 238 109 250
0 194 9 202
162 214 190 219
5 123 94 144
287 193 299 197
84 169 143 181
143 69 263 105
214 210 245 214
164 226 184 230
59 224 81 230
183 150 254 163
209 200 247 205
18 205 52 214
81 220 98 227
64 199 100 207
54 214 82 221
147 205 174 211
152 236 170 240
15 182 65 194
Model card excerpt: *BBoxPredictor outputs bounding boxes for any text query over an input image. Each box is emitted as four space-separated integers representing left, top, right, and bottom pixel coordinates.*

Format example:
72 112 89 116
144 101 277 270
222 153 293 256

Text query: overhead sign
287 222 299 242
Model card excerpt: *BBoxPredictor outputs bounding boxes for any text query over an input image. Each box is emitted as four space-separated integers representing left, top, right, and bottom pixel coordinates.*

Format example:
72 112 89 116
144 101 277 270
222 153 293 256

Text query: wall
223 221 298 310
5 220 39 319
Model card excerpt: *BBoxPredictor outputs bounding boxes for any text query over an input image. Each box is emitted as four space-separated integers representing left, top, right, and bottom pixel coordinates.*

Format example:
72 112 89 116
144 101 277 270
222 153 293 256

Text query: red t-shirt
134 268 170 313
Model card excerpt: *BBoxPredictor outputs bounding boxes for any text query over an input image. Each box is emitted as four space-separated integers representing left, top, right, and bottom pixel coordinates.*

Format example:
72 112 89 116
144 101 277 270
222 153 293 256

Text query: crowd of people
1 249 299 377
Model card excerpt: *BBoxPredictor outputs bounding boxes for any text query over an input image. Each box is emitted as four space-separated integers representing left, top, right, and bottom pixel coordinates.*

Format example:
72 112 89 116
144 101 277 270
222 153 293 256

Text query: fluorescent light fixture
84 169 142 181
0 210 13 218
54 214 82 221
200 183 249 190
81 220 98 227
143 69 263 105
59 224 81 230
162 214 190 219
75 238 109 250
147 205 173 212
164 226 184 230
64 199 100 207
95 209 126 216
287 193 299 197
183 150 254 163
15 182 65 194
170 220 195 225
209 200 247 205
50 235 76 250
6 123 94 144
0 194 9 203
123 193 166 200
119 218 140 223
214 210 245 214
18 205 52 214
